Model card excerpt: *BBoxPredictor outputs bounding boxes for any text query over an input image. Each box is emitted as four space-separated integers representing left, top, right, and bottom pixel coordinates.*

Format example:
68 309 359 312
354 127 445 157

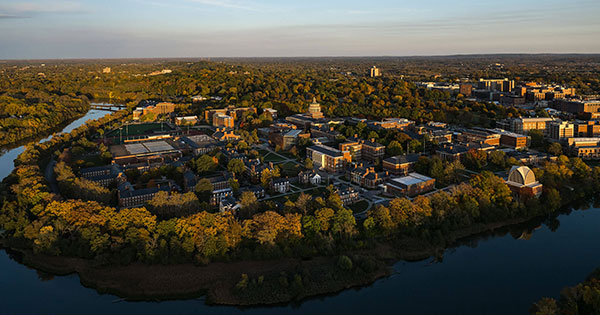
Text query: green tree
547 142 562 156
227 159 245 178
195 155 217 174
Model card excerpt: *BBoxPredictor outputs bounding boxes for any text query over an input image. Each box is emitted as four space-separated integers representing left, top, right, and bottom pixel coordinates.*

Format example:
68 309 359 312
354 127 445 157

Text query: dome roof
508 166 536 185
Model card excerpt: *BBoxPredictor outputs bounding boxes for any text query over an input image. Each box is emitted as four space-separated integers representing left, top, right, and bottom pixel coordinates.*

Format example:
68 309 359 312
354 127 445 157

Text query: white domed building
505 166 543 198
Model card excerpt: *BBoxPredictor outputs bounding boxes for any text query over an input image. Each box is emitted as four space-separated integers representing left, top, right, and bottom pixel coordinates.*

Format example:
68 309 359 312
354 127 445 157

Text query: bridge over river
90 103 126 111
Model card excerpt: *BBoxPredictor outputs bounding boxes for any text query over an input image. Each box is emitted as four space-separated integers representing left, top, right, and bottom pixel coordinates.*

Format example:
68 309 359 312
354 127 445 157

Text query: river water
1 109 599 314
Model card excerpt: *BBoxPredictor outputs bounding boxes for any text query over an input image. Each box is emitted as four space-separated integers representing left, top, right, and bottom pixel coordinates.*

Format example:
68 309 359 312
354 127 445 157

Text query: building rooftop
388 173 434 187
384 154 421 165
308 144 345 157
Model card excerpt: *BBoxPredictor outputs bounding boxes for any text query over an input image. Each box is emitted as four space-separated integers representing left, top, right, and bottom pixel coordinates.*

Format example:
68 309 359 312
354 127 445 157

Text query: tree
195 178 213 202
240 191 258 209
387 140 404 156
227 159 245 178
367 205 394 232
529 130 545 149
195 155 217 174
464 149 487 170
547 142 562 156
295 193 313 214
331 208 357 237
304 157 314 169
314 208 334 232
488 150 506 168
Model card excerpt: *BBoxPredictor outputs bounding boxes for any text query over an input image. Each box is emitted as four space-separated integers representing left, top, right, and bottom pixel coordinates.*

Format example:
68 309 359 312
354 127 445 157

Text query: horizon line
2 52 600 62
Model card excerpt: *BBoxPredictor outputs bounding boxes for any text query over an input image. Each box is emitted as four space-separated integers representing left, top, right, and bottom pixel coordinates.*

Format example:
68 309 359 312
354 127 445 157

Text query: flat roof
308 144 344 157
125 143 149 155
389 173 433 187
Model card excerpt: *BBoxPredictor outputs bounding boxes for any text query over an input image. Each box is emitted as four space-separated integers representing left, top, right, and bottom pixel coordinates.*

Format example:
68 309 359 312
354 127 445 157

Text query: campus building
548 121 575 141
132 102 176 120
567 138 600 159
110 140 183 165
383 173 436 197
213 114 234 128
505 166 543 198
382 154 421 176
552 99 600 117
369 66 382 77
306 144 351 173
269 129 310 150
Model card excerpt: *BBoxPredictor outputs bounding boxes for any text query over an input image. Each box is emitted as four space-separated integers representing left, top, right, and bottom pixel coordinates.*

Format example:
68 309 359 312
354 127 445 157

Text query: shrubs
337 255 353 271
530 268 600 314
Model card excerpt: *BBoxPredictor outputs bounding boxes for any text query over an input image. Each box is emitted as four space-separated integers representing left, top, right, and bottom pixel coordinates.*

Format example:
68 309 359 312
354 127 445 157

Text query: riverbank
5 212 548 306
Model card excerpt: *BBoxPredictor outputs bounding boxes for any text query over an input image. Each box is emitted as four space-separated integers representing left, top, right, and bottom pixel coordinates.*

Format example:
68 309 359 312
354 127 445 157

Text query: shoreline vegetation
530 268 600 314
0 95 91 147
2 212 554 305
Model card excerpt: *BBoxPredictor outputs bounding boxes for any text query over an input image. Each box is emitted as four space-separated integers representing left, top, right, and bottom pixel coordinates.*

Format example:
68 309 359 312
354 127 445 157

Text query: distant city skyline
1 0 599 59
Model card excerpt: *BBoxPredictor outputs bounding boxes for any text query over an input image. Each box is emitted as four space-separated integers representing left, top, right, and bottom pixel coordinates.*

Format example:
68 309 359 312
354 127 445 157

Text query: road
44 159 60 194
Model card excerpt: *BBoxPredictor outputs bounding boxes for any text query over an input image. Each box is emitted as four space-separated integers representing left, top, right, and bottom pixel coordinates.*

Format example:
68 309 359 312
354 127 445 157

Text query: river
1 108 599 314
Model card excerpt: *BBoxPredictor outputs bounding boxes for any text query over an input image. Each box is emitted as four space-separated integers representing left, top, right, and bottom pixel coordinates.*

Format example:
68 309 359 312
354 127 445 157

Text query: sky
0 0 599 59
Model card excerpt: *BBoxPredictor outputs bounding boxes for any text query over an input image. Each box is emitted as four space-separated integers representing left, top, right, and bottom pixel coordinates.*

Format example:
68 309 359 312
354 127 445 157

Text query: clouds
0 0 598 59
0 1 89 18
186 0 258 11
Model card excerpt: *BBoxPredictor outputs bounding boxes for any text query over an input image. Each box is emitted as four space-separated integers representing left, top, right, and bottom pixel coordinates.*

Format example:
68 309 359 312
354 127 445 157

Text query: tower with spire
308 97 324 119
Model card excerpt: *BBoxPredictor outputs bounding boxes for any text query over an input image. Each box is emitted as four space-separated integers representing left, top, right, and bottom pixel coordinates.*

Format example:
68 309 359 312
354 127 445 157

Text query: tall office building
369 66 382 77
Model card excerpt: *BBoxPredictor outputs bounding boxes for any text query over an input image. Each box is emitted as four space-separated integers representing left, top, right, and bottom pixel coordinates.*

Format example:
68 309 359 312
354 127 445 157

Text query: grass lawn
256 149 270 156
271 192 301 204
279 161 302 177
349 200 369 214
105 122 175 139
263 153 286 163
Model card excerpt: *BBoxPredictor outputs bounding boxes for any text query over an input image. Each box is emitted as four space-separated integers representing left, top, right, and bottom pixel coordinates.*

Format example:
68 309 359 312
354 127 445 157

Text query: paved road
44 159 60 194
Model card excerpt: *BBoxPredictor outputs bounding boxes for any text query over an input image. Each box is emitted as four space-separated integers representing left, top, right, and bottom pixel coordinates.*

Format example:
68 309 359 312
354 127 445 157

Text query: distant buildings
552 99 600 118
477 78 514 92
548 121 575 141
263 108 278 119
204 106 257 125
567 138 600 159
436 144 470 161
369 66 382 77
459 83 473 97
133 102 176 120
367 118 415 131
285 98 326 128
213 114 234 128
498 117 555 136
175 116 199 126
